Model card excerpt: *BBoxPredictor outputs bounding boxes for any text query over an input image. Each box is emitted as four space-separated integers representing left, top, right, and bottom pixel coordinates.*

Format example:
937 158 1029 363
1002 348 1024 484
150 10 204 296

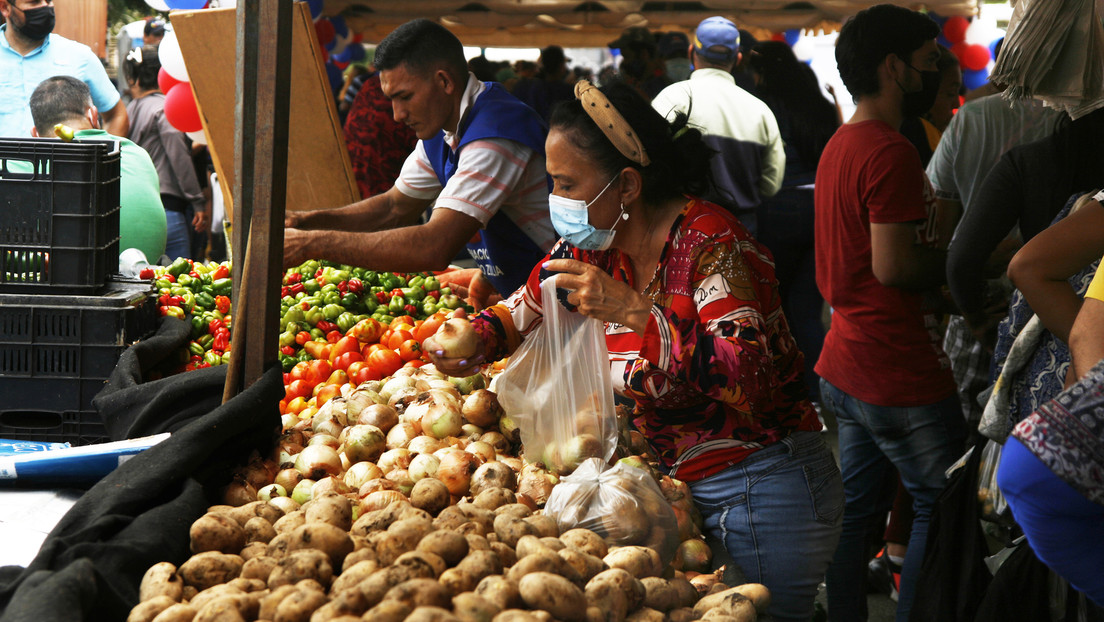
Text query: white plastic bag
495 275 618 475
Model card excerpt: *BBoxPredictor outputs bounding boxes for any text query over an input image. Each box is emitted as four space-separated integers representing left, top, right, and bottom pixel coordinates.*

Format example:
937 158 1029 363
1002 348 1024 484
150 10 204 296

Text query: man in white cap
651 16 784 236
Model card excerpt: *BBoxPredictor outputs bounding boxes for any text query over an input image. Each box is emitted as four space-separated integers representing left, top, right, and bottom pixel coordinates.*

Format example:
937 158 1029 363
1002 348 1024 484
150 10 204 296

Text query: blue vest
423 83 550 296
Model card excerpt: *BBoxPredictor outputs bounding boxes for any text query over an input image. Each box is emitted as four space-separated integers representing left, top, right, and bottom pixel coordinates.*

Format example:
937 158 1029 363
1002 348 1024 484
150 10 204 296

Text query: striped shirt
395 75 557 252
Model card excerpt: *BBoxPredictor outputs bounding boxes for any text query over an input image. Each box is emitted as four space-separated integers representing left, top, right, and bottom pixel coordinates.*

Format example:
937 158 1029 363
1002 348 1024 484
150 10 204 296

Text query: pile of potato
127 365 767 622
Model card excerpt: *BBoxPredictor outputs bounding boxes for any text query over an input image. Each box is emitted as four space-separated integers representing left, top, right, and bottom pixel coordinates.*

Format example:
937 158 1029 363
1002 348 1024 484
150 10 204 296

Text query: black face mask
14 5 55 42
899 61 941 118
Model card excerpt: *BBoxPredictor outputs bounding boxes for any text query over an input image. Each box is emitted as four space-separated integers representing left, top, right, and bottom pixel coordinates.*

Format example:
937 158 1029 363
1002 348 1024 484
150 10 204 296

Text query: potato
179 552 244 591
273 586 328 622
189 584 244 612
669 578 699 608
241 555 278 583
475 575 521 610
491 610 545 622
351 500 408 536
457 550 503 585
493 515 538 548
455 521 486 537
538 537 564 552
641 578 680 612
560 529 608 559
182 586 198 602
286 522 354 567
307 587 370 620
127 595 177 622
305 492 353 531
149 603 198 622
274 510 307 534
411 478 451 514
433 505 469 531
266 532 294 559
465 534 490 551
558 548 607 584
699 600 755 622
472 488 515 511
417 530 470 566
458 505 496 535
693 585 769 616
243 516 277 545
139 562 184 603
383 578 453 610
239 542 268 561
393 550 447 579
518 572 586 622
624 607 665 622
587 569 646 611
258 584 299 620
523 515 558 538
267 549 334 589
488 541 518 569
227 501 284 527
453 591 501 622
226 577 265 593
514 535 552 560
583 581 629 622
193 596 247 622
361 599 411 622
405 606 463 622
603 547 661 579
667 607 699 622
492 504 531 519
507 551 582 586
330 559 380 594
191 513 246 554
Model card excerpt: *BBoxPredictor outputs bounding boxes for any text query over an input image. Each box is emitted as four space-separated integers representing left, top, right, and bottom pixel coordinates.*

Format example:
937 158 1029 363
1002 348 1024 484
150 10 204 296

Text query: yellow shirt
1086 258 1104 302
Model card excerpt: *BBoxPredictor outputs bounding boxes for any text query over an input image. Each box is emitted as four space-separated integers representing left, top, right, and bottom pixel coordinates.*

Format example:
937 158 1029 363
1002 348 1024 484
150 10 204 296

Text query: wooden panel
54 0 107 58
170 5 359 223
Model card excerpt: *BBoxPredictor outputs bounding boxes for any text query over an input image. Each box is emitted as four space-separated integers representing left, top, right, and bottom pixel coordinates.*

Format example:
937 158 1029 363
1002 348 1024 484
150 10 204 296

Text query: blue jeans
689 431 843 622
999 437 1104 607
164 209 191 261
820 379 966 622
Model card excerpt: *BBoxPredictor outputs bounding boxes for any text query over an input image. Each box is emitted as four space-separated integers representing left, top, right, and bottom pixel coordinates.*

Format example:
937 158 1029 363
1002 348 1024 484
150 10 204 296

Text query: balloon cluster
157 29 206 143
309 0 367 96
930 12 1004 91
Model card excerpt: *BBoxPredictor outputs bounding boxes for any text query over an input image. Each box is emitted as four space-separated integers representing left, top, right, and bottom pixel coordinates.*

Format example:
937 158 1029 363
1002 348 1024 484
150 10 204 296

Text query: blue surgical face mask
549 175 627 251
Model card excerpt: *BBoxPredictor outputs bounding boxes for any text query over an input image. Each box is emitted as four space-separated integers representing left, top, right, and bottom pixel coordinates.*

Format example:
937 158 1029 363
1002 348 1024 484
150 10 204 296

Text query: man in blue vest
285 19 556 303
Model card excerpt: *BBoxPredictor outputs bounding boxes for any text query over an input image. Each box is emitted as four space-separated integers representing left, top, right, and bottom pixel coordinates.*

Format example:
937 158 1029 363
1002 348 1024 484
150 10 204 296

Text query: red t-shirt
814 120 955 407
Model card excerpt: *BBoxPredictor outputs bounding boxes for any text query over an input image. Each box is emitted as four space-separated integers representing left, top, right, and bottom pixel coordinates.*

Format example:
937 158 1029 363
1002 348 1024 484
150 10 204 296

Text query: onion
291 478 316 504
414 364 446 381
463 389 502 426
498 456 523 473
277 450 296 469
313 395 348 426
344 461 383 489
223 475 257 507
357 478 398 497
379 376 418 403
346 388 383 421
460 424 484 441
294 444 343 480
408 435 446 455
465 441 496 464
517 465 557 507
281 413 299 431
268 496 300 514
479 431 510 455
308 433 341 450
360 490 406 513
436 450 480 496
385 421 420 450
498 414 521 444
377 448 413 475
385 468 415 496
435 318 480 359
274 468 304 492
340 424 386 464
388 387 421 411
561 433 604 474
434 446 465 461
357 403 399 432
469 461 517 497
418 402 463 440
450 372 486 395
409 453 441 482
311 475 353 497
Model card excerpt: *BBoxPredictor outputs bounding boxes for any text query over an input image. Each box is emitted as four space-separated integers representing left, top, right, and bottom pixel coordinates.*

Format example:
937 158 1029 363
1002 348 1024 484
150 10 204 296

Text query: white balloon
159 30 190 82
965 14 1003 46
792 38 814 62
145 0 171 11
186 130 207 145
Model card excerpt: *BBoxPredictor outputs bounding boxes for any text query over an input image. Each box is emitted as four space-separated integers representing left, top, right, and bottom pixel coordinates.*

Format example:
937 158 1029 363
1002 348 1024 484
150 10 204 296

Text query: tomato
367 348 404 377
348 318 383 344
303 359 332 386
285 396 308 415
362 342 382 359
350 362 382 385
378 329 393 349
285 379 312 401
325 330 343 344
331 335 361 360
413 312 446 343
315 383 342 405
387 328 414 350
333 351 364 372
295 331 311 346
288 361 310 382
402 359 425 369
390 315 416 329
324 369 349 386
398 339 422 362
278 399 288 415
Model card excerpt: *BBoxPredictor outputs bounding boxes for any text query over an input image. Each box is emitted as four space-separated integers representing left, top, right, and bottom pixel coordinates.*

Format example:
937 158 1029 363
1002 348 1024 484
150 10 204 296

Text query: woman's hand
423 310 486 377
543 258 653 335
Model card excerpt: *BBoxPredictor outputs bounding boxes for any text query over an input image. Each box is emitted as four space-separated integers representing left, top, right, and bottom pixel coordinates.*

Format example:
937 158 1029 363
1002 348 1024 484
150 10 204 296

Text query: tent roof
332 0 979 47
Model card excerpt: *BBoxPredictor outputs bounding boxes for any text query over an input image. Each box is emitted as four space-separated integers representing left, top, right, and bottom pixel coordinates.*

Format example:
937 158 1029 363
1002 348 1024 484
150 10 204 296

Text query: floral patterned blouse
471 197 821 481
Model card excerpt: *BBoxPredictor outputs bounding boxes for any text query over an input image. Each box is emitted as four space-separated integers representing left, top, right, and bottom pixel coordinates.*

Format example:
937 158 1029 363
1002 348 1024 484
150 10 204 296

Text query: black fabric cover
909 445 993 622
0 318 283 622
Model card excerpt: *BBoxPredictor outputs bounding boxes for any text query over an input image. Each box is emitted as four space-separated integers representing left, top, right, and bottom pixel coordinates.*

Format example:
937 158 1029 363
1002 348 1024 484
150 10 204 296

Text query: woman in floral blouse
429 81 842 622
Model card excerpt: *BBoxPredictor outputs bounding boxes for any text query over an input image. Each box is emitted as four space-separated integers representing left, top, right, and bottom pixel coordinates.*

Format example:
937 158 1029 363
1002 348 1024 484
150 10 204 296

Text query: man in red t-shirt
813 5 967 622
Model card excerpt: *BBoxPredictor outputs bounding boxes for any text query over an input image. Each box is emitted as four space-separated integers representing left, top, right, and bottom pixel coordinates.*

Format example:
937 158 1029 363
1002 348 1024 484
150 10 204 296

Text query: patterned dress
343 73 418 199
471 197 821 481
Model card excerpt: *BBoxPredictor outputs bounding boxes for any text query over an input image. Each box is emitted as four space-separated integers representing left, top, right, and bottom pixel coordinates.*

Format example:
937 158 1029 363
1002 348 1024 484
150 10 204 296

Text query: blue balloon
937 34 952 49
166 0 207 8
332 46 352 63
927 10 948 26
346 44 366 62
962 67 989 91
989 37 1004 62
331 16 348 38
325 61 344 94
784 29 800 46
306 0 323 19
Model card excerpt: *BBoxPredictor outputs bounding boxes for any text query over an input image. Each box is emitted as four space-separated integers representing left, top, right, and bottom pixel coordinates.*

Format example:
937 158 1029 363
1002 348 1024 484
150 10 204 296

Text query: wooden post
225 0 293 400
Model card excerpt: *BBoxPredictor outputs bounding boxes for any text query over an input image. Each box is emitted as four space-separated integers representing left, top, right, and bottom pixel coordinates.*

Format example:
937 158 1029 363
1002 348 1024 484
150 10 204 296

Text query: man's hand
192 209 209 233
283 228 314 269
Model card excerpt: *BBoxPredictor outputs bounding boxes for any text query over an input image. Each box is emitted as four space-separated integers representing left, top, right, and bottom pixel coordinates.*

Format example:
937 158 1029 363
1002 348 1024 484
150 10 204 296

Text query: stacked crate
0 138 157 444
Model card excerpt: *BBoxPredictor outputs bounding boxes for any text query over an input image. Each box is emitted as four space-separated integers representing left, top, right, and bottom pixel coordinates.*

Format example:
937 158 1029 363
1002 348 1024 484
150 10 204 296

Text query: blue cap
693 16 740 63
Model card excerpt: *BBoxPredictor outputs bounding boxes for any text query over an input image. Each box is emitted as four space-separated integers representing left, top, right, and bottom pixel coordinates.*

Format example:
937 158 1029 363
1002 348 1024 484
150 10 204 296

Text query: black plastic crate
0 138 121 294
0 288 156 445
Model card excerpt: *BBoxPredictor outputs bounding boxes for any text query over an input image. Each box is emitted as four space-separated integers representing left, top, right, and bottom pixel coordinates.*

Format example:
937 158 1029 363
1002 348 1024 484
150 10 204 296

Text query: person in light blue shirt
0 0 128 137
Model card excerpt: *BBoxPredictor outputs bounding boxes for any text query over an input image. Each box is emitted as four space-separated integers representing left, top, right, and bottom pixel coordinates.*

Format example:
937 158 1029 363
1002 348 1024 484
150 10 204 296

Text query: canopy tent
330 0 981 47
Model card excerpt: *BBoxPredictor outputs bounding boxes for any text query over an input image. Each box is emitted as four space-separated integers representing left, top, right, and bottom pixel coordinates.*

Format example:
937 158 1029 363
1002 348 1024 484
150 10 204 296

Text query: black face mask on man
13 5 55 42
898 60 941 119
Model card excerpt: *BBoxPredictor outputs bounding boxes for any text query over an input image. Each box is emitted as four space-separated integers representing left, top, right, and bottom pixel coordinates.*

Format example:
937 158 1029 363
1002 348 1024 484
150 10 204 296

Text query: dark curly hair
124 45 160 91
836 4 940 100
548 82 714 209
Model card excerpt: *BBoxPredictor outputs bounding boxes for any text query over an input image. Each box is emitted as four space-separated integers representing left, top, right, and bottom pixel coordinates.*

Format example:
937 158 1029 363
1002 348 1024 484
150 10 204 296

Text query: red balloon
770 32 786 42
315 19 335 47
950 41 970 65
157 67 183 95
163 83 203 133
943 15 969 44
962 43 991 72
